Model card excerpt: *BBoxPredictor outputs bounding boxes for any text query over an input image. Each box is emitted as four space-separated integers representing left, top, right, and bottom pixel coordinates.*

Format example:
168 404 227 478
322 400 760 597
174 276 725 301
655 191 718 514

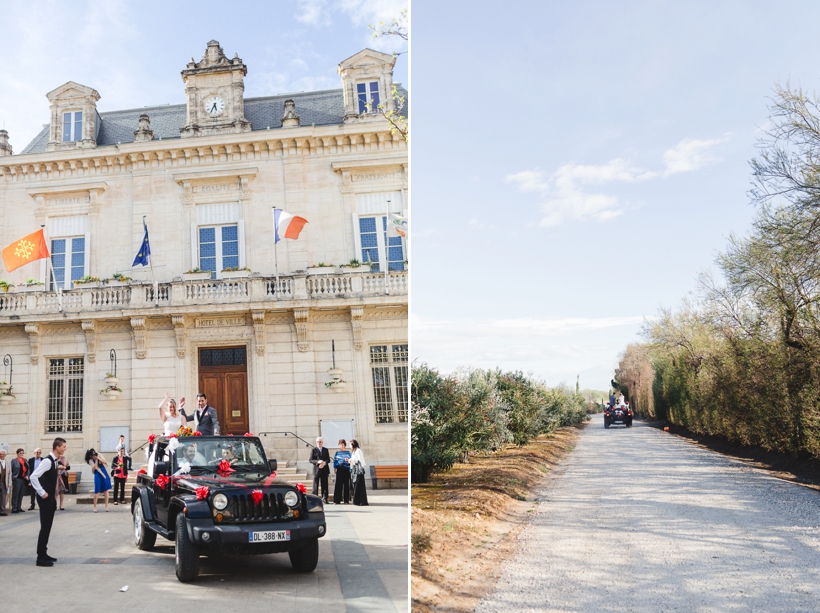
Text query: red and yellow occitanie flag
2 229 50 272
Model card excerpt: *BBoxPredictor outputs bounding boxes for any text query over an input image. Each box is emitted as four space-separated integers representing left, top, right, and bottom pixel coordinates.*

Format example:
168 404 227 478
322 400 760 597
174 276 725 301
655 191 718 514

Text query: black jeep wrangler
131 435 326 582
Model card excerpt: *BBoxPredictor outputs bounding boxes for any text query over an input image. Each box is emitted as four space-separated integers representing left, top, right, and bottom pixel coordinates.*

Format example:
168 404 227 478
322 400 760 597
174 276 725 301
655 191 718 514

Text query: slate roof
19 86 399 155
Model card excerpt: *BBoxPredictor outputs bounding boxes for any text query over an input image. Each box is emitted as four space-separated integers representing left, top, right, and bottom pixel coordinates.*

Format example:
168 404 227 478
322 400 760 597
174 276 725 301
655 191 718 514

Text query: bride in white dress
148 392 188 475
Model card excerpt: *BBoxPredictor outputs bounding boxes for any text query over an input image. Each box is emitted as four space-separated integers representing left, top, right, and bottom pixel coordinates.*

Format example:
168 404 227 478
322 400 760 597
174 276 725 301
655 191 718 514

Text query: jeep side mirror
268 459 278 473
154 461 168 476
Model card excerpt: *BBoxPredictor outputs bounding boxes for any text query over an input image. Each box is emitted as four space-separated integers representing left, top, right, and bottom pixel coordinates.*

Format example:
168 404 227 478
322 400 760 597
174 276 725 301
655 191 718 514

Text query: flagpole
144 216 157 305
384 199 391 295
41 224 62 312
272 207 279 297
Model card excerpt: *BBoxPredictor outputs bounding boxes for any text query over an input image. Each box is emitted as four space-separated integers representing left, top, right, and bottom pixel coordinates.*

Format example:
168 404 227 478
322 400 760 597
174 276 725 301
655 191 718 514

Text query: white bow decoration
167 438 180 454
173 460 191 477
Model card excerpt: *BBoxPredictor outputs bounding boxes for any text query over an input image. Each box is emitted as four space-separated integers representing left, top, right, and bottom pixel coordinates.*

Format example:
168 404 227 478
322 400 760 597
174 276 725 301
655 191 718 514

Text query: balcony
0 271 407 318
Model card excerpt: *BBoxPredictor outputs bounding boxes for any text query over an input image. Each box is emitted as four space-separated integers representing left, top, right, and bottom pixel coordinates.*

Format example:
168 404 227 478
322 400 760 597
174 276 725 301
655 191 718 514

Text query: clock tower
180 40 252 138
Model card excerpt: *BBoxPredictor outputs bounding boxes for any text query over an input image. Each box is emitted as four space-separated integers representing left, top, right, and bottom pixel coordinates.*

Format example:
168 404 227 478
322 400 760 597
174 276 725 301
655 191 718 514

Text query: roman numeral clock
180 40 252 138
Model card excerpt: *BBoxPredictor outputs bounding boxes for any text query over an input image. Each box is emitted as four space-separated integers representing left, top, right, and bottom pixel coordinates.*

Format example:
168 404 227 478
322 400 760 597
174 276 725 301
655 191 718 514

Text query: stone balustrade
0 271 407 317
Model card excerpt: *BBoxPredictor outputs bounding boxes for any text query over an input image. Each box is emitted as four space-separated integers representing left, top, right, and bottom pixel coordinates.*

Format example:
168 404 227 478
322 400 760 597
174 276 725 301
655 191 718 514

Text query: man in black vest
29 437 66 567
193 392 220 436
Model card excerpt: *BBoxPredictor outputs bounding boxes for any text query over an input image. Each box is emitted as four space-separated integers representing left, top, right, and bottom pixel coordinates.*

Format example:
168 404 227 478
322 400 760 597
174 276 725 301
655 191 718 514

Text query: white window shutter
238 220 246 269
352 213 362 262
190 223 198 271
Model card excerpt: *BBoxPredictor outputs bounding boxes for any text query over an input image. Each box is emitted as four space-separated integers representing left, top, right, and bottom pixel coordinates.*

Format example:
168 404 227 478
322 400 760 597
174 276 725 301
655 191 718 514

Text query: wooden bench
370 465 408 490
67 471 82 494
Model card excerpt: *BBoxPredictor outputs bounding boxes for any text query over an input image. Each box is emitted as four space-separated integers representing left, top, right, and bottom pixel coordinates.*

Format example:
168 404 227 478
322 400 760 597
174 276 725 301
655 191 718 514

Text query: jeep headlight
284 491 299 507
213 493 228 510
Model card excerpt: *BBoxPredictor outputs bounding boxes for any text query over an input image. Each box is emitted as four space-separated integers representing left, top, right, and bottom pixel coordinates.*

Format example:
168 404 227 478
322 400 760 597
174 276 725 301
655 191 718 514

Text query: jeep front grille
225 492 291 523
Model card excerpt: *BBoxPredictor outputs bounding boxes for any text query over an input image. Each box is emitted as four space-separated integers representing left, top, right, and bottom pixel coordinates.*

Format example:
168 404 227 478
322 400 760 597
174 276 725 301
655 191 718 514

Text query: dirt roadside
411 423 586 613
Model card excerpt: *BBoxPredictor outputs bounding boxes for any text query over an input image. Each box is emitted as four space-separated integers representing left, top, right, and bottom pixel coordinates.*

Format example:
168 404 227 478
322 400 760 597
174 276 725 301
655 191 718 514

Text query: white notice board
100 426 130 454
320 419 355 449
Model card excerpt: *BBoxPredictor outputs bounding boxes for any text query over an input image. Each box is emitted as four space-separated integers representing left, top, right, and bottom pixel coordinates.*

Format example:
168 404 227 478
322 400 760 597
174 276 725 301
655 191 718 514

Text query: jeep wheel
133 498 156 551
175 513 200 582
604 420 610 429
288 538 319 573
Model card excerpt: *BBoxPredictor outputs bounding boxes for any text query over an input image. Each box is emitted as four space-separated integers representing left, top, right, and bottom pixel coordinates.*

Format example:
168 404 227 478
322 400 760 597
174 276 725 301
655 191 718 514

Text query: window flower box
183 271 212 281
340 264 372 273
16 283 45 293
74 276 101 288
307 266 336 275
221 269 251 279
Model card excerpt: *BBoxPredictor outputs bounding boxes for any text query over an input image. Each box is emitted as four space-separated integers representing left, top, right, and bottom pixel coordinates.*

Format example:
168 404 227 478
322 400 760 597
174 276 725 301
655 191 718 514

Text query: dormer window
62 111 83 142
357 81 380 114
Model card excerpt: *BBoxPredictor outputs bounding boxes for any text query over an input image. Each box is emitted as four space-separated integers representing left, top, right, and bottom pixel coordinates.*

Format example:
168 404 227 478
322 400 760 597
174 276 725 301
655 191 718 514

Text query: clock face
204 96 225 117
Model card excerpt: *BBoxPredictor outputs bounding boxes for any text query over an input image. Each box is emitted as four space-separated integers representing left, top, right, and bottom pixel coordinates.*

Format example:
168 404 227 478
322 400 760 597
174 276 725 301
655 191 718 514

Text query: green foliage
411 363 588 483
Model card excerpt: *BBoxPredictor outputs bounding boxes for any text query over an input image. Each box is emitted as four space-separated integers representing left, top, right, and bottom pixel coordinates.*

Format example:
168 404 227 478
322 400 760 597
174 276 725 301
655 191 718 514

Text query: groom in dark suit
193 393 220 436
310 437 331 503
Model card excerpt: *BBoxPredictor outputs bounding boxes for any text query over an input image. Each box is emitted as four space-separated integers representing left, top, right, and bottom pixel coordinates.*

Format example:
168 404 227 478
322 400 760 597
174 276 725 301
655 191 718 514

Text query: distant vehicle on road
604 402 633 428
131 435 326 582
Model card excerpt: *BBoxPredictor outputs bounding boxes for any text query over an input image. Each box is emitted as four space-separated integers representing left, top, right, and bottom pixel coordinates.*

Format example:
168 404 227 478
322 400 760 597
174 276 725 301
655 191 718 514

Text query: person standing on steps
29 437 66 567
192 392 220 436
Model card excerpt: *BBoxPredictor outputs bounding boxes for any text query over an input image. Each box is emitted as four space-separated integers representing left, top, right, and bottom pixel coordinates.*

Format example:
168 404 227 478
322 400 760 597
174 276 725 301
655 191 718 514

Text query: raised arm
158 392 170 422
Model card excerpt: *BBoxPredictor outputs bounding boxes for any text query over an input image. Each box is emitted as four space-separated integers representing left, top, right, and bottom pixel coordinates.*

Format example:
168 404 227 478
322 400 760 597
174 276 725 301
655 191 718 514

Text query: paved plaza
0 490 408 612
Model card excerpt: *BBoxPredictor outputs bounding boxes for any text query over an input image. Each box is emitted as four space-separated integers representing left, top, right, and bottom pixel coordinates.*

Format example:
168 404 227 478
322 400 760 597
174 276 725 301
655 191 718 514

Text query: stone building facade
0 41 408 481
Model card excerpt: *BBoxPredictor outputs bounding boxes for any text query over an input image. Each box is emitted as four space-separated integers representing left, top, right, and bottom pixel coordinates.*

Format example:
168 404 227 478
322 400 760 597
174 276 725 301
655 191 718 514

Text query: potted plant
104 372 119 386
100 385 122 398
0 385 14 405
74 275 101 288
307 263 336 275
0 381 9 394
183 267 211 281
105 273 131 287
339 259 372 273
17 279 45 292
0 280 12 293
325 367 346 390
221 266 251 279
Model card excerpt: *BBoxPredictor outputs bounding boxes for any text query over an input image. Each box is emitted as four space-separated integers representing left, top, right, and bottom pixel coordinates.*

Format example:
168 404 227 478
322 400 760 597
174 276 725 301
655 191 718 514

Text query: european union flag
132 219 151 267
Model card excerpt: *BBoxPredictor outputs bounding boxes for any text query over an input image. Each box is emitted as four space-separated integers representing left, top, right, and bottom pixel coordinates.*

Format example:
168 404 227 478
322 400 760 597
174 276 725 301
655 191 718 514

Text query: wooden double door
198 346 249 435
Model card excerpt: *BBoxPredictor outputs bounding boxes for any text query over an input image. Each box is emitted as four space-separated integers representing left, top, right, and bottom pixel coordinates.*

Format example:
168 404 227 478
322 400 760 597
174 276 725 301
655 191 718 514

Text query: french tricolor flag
273 209 308 243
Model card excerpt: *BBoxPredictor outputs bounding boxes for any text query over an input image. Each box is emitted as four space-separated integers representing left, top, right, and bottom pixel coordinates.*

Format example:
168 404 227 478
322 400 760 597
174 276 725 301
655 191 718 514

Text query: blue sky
411 1 820 391
0 0 407 150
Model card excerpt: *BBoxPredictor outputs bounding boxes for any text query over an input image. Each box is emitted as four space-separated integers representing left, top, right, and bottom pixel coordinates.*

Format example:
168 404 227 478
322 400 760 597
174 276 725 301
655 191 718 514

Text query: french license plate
249 530 290 543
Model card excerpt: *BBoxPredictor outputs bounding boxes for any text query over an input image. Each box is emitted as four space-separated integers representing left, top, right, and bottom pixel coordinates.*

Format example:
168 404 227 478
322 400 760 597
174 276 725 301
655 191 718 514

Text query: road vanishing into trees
476 415 820 613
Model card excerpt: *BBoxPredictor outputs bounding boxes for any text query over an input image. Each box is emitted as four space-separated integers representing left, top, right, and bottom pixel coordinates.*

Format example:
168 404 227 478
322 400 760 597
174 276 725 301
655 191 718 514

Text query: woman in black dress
350 439 368 506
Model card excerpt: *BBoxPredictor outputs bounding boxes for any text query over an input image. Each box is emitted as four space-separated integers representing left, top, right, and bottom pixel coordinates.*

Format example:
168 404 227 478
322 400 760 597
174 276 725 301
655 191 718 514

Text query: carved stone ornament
0 129 12 156
350 306 364 351
293 308 311 353
252 311 266 356
281 99 300 128
131 317 147 359
172 315 186 359
25 323 41 365
82 320 96 363
134 114 154 142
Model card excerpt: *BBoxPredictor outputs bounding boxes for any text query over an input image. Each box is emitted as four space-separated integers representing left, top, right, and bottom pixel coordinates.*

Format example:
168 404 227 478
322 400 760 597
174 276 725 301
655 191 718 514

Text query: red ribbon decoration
155 474 169 490
295 482 307 494
244 432 253 437
193 431 202 437
262 471 278 488
217 459 235 474
195 486 210 500
137 468 147 475
168 433 177 439
251 489 264 505
148 433 156 444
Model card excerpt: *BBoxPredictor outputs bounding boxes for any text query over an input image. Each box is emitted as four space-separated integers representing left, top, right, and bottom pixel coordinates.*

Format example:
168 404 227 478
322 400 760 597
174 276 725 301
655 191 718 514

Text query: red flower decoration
226 434 234 437
155 474 169 490
168 433 177 439
137 468 147 475
195 486 210 500
295 482 307 494
148 433 156 444
217 460 235 473
251 489 264 505
193 431 202 437
244 432 253 437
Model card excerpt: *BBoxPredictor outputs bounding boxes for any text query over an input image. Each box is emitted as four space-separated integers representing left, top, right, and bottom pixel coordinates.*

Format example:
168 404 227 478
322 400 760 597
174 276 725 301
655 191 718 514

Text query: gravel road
476 415 820 613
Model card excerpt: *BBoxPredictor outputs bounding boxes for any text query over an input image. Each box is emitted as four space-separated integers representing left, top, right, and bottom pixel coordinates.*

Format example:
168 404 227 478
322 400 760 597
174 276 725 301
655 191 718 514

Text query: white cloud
662 135 730 175
295 0 331 26
508 135 730 227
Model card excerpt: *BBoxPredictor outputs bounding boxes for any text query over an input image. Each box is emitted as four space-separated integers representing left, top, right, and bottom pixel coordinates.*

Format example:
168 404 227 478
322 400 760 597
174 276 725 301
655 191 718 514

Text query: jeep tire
175 513 200 582
133 498 156 551
288 537 319 572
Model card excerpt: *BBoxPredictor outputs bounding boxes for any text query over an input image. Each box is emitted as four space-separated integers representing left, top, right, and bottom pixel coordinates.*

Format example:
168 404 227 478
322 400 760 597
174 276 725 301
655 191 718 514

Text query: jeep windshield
173 438 269 473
